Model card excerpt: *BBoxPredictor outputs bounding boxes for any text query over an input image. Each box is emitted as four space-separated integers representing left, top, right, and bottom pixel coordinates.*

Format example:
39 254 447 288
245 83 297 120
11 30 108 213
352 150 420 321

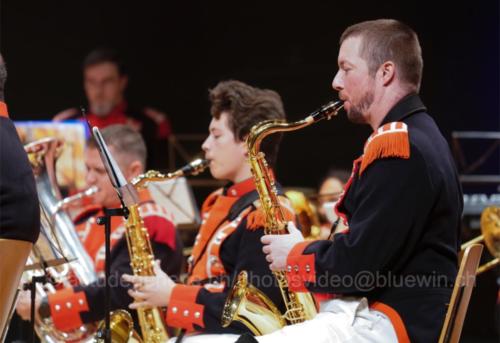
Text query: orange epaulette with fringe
246 195 296 231
359 121 410 176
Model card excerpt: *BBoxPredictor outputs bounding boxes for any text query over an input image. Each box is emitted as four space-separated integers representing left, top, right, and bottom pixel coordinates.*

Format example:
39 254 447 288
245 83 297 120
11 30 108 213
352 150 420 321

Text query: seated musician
16 124 183 336
123 80 297 342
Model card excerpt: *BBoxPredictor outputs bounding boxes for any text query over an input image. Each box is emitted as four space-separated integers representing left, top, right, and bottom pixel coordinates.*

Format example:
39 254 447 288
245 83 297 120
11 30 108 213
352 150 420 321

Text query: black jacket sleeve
304 147 434 294
0 117 40 243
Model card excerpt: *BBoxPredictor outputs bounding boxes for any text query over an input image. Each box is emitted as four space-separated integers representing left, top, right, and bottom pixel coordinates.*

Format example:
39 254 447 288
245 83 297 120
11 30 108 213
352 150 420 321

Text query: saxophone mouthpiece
311 100 344 122
178 158 209 176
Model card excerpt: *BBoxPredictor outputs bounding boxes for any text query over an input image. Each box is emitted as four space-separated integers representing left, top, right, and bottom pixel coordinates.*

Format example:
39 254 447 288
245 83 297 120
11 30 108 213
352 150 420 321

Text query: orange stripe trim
0 102 9 118
370 301 411 343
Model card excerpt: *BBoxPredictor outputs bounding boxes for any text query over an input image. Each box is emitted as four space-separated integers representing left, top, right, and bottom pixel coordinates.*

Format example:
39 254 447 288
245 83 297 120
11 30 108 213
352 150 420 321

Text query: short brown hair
86 124 147 169
209 80 286 167
83 48 127 76
340 19 423 92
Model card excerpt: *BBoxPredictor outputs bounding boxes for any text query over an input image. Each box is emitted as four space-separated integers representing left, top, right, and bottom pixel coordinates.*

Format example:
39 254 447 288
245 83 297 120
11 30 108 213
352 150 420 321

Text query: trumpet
461 206 500 274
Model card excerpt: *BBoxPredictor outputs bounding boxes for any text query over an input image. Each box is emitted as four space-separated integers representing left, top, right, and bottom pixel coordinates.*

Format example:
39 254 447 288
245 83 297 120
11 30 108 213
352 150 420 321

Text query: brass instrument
285 190 322 239
96 310 142 343
92 148 209 342
53 185 99 213
117 204 170 343
221 101 344 335
461 206 500 274
23 137 99 342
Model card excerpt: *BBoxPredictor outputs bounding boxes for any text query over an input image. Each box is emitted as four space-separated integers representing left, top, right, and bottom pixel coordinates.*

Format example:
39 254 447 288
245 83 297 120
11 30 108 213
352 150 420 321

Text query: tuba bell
23 137 99 342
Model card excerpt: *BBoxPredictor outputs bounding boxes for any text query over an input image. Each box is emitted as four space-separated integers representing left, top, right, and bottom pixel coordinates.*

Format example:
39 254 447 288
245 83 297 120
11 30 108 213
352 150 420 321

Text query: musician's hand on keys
261 221 304 271
122 260 175 308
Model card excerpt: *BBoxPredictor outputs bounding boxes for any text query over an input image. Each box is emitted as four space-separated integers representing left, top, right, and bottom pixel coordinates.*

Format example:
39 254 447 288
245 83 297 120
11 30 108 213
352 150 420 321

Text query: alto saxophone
96 158 208 343
221 101 344 335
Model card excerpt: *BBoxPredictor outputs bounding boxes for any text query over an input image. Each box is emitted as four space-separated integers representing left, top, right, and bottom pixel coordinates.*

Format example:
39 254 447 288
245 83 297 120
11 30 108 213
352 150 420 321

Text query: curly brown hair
209 80 286 167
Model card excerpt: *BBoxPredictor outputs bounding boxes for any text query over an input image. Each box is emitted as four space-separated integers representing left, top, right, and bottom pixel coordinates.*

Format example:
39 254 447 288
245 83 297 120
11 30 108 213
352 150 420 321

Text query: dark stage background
1 1 499 341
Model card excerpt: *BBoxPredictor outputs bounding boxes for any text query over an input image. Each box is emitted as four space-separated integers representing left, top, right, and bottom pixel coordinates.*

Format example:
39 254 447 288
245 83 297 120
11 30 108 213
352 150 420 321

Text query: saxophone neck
132 158 209 189
246 100 343 155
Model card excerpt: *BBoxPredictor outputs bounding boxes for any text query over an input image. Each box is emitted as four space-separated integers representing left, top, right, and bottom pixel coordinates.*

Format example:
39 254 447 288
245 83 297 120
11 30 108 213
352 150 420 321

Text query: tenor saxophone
96 158 209 343
221 101 344 335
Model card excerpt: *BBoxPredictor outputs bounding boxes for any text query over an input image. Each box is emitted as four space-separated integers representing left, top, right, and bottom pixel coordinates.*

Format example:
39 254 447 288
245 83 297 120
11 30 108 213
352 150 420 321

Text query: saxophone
221 101 344 335
95 158 208 343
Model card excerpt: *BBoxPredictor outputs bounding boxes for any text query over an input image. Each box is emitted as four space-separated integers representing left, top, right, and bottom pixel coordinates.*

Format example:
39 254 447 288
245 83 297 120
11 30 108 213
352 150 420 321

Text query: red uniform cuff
286 241 316 292
47 288 89 331
166 284 205 331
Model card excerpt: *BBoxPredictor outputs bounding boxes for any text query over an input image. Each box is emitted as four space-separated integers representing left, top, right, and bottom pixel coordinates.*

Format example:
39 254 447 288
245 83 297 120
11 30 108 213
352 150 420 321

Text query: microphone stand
95 207 128 343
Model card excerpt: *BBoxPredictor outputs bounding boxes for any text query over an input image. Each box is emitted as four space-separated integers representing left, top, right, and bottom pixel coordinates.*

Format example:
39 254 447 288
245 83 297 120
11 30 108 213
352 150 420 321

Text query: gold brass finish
97 158 209 342
461 206 500 274
132 158 208 189
221 101 343 335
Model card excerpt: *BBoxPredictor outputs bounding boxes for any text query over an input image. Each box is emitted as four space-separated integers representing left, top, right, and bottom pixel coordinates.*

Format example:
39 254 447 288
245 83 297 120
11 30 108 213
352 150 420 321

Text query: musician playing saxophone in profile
16 124 183 334
123 80 296 342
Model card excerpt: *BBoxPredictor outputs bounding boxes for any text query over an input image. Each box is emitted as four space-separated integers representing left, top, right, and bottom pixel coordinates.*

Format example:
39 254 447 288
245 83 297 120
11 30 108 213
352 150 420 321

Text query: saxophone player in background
250 19 462 343
123 80 295 342
16 124 184 335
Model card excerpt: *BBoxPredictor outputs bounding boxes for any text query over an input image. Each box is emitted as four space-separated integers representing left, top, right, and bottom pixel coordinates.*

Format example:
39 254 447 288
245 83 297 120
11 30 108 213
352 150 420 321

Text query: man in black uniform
257 19 462 343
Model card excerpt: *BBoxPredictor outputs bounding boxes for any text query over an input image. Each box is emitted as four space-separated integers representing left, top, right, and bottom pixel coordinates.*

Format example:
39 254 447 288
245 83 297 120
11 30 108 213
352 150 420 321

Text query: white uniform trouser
168 297 398 343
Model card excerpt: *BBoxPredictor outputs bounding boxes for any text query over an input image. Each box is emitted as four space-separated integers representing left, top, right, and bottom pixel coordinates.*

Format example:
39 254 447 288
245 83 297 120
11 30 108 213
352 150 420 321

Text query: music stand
147 177 200 229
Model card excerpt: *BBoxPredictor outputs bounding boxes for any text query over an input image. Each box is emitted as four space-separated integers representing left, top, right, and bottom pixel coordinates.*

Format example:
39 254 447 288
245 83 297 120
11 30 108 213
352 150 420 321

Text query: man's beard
90 102 115 117
346 90 374 124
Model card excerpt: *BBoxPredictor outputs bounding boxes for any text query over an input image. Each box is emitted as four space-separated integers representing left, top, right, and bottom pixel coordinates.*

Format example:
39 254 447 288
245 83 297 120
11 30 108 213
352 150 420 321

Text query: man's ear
238 136 248 157
379 61 395 86
126 160 143 180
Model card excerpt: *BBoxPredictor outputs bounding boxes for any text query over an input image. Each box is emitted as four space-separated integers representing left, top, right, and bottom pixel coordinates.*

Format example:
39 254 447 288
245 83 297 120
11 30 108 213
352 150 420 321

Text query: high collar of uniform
87 101 128 128
379 93 427 127
224 177 257 198
0 101 9 118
